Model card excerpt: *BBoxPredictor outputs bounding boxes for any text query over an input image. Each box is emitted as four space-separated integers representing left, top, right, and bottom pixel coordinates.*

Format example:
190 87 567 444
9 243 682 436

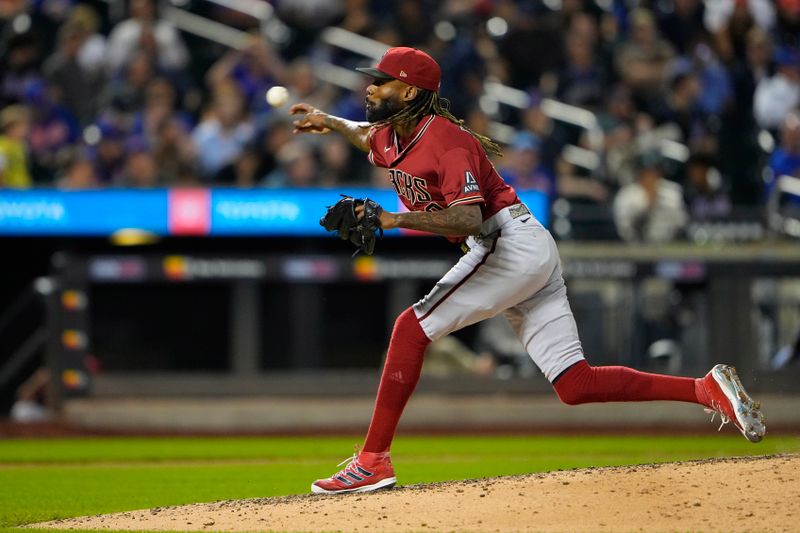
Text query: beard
366 96 404 123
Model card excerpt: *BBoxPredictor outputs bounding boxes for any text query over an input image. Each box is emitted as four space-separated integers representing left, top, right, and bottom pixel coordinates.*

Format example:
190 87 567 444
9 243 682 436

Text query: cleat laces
337 453 357 469
705 400 731 432
327 454 358 482
331 445 363 480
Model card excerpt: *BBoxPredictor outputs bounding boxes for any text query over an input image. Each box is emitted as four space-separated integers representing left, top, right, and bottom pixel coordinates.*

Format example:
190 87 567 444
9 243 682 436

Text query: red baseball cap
356 47 441 92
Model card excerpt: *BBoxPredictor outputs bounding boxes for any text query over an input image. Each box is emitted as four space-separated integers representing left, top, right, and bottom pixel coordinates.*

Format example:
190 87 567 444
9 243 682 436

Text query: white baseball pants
412 204 586 382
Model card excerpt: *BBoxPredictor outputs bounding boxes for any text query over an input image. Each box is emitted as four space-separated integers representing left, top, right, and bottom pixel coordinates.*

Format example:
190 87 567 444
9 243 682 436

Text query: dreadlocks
373 90 503 158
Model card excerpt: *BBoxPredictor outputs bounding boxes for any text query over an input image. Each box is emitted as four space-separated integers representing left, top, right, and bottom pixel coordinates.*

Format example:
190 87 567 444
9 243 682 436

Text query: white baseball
266 86 289 107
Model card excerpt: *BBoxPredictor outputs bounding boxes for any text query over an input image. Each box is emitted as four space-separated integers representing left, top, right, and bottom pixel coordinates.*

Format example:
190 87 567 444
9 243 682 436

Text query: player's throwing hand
290 103 331 135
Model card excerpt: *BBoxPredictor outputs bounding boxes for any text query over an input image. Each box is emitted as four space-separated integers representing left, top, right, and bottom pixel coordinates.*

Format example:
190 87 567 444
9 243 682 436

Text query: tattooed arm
290 103 371 152
379 205 483 236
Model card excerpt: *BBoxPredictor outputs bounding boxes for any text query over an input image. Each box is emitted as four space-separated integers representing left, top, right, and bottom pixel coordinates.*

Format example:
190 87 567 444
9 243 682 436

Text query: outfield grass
0 434 798 532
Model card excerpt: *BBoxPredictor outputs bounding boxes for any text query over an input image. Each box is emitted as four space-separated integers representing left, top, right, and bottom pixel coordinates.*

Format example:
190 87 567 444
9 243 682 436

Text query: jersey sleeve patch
438 148 484 207
464 170 480 193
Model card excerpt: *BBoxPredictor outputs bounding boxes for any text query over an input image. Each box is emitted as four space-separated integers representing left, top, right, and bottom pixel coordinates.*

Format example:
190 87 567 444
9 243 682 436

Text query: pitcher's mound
32 454 799 532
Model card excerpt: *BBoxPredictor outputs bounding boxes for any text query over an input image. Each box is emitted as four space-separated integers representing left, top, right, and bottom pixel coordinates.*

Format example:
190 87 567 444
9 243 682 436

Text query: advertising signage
0 188 549 237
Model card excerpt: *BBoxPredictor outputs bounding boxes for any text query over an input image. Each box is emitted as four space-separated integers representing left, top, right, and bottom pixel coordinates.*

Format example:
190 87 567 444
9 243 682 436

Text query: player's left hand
355 204 393 229
320 196 384 255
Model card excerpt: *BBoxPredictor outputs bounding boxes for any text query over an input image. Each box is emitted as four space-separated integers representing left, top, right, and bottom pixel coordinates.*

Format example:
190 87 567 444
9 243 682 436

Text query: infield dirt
32 454 798 532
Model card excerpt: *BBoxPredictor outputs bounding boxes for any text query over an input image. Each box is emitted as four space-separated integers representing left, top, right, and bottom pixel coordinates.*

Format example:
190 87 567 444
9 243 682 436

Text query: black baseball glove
320 195 384 255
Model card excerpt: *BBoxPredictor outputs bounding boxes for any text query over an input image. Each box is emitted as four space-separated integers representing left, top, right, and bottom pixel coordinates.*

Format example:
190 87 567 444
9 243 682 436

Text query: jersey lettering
412 177 432 202
464 171 480 193
389 169 431 204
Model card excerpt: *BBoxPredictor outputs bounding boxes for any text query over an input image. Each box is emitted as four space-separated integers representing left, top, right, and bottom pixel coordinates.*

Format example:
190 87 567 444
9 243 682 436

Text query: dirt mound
31 454 798 532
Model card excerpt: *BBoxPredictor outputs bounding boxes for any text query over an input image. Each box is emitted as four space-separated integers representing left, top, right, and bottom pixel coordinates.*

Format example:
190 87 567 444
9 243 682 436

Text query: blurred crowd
1 0 800 241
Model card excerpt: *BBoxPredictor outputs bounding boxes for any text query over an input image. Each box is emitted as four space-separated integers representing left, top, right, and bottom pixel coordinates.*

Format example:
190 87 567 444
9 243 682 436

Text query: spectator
498 131 555 196
262 140 317 188
568 10 600 49
649 68 706 147
613 152 688 243
718 27 773 204
393 0 433 48
318 135 359 186
87 119 127 184
102 51 157 116
556 152 612 206
338 0 375 36
0 31 45 108
728 27 773 116
463 106 492 140
274 0 346 58
218 117 293 187
120 144 160 188
519 94 563 172
217 146 263 188
704 0 775 62
656 0 708 55
689 42 734 117
22 79 81 183
753 46 800 131
191 80 254 180
684 151 733 221
284 58 337 112
766 111 800 199
598 84 640 185
554 34 607 109
614 8 676 102
497 1 564 91
130 76 191 144
57 156 99 189
0 104 32 188
426 31 488 119
151 116 197 187
105 0 189 75
66 4 107 75
42 21 104 125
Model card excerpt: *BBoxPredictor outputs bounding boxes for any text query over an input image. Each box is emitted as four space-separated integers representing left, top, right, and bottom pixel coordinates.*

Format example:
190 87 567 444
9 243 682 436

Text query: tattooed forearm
323 115 371 152
386 205 482 236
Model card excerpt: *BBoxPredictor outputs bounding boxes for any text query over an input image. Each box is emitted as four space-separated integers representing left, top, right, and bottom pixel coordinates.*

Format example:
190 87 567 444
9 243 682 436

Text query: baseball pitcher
291 47 765 494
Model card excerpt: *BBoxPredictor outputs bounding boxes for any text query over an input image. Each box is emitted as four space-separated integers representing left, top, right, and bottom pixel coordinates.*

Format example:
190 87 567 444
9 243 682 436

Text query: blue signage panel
0 188 549 236
0 190 168 235
210 188 549 236
210 188 404 236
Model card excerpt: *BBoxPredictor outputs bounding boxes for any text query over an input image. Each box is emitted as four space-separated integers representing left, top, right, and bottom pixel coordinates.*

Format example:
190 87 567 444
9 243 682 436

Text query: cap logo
399 70 408 78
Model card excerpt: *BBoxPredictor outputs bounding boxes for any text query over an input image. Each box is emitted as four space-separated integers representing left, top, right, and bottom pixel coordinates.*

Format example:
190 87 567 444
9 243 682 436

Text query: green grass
0 434 798 532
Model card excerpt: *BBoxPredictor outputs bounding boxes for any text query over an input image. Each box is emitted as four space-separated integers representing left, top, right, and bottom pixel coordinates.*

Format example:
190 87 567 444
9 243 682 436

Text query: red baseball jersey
367 114 520 220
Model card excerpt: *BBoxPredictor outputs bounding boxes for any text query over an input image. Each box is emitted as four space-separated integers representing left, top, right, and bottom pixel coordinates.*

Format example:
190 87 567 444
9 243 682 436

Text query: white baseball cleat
698 364 766 443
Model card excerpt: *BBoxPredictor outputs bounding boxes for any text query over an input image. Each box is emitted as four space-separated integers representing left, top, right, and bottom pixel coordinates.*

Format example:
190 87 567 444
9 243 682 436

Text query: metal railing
0 280 50 394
